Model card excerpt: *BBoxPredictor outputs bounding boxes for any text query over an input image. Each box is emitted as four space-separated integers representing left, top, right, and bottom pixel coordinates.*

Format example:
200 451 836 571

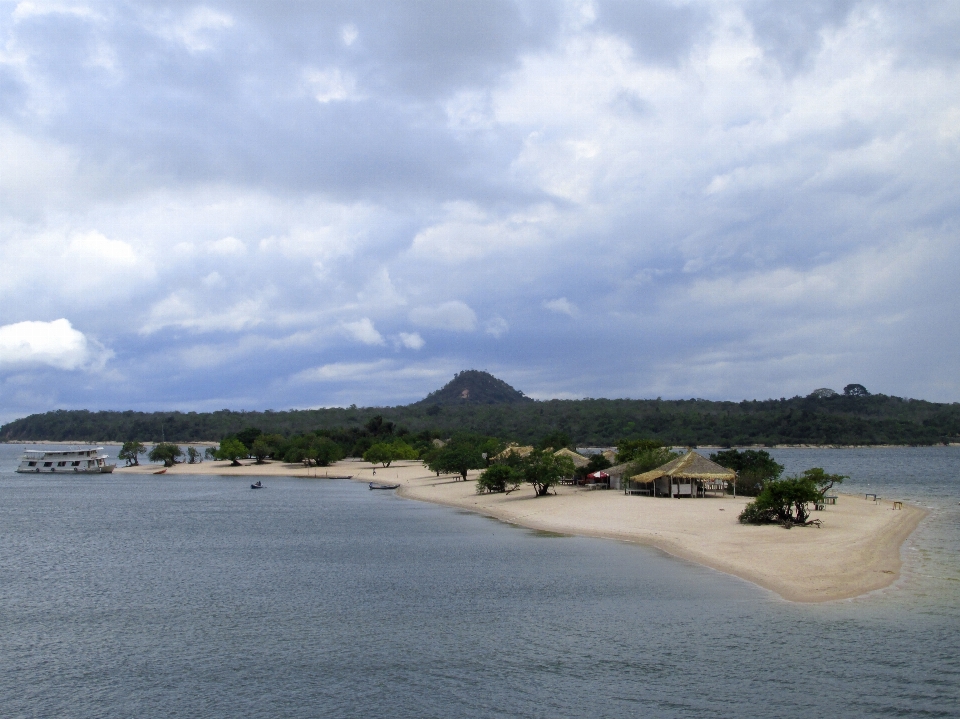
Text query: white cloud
341 24 358 47
0 318 111 371
544 297 577 317
304 67 358 103
64 230 137 265
409 301 477 332
140 292 264 334
397 332 425 349
206 236 247 256
166 7 235 53
342 318 384 345
484 317 509 338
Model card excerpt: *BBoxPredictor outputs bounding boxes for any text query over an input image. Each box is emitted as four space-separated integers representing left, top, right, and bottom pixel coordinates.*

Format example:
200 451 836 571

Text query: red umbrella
587 471 610 480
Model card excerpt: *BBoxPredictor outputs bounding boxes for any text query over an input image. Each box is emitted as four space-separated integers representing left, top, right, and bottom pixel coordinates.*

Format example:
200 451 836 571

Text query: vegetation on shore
2 375 958 447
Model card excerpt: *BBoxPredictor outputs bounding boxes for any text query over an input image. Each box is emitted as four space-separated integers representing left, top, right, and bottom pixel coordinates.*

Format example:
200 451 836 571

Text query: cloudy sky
1 0 959 423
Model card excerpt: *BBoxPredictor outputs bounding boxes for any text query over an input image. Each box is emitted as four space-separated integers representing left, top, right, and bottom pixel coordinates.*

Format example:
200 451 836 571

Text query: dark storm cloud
594 0 709 65
743 0 859 72
3 1 562 201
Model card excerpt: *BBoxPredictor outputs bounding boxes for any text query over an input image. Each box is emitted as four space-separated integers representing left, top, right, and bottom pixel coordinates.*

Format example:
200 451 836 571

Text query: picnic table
865 493 877 501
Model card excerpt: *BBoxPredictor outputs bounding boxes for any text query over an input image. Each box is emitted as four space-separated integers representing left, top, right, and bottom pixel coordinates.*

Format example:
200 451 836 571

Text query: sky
2 0 959 424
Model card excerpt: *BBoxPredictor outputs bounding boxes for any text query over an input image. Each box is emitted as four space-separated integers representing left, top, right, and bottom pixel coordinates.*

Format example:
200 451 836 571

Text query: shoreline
114 459 927 603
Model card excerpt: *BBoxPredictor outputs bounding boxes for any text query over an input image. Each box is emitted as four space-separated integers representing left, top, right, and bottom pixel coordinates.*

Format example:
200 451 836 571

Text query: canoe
154 469 167 474
251 483 263 489
369 482 400 490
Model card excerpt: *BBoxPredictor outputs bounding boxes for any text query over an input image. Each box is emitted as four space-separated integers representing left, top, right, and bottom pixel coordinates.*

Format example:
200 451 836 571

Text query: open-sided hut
629 450 735 498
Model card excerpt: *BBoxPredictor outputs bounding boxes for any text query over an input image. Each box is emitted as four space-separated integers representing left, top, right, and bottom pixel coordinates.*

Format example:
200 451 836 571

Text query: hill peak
415 370 532 406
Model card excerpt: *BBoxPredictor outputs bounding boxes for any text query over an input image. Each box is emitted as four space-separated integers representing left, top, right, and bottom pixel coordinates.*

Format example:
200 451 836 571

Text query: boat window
72 461 80 466
44 462 52 467
58 461 67 466
28 462 37 466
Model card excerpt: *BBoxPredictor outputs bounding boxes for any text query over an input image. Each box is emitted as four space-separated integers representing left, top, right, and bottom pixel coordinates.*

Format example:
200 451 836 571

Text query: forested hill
3 393 959 446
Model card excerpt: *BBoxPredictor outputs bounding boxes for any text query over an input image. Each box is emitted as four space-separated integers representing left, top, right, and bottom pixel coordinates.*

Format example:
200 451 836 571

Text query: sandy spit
116 459 926 603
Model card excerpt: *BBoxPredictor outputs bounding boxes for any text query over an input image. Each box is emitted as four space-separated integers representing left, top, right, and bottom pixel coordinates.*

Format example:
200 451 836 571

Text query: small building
604 462 636 491
628 450 735 498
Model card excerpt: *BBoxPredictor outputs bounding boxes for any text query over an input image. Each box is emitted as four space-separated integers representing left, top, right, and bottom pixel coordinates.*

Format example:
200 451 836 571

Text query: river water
1 444 958 718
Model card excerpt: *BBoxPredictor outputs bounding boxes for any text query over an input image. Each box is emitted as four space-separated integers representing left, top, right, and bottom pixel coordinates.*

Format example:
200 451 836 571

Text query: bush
476 464 520 494
738 477 820 526
214 438 248 466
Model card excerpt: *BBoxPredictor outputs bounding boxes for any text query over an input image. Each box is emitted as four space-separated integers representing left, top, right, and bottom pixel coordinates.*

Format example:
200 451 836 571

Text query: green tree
424 436 487 481
538 430 571 451
628 446 681 474
310 437 344 466
149 442 183 467
235 427 263 450
843 384 870 397
250 438 271 464
615 439 665 464
738 476 820 525
364 443 397 467
215 438 248 466
800 467 846 499
118 441 146 466
186 446 201 464
476 463 521 494
710 449 784 497
520 449 576 497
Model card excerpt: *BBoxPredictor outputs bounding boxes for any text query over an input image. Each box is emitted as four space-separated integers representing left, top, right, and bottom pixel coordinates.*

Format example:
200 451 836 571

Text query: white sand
117 459 926 603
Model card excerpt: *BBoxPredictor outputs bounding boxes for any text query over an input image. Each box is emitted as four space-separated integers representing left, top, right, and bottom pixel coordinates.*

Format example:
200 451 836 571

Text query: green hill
414 370 532 406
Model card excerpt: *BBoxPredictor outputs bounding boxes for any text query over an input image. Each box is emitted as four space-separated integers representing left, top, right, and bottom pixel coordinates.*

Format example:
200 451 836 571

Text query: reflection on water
0 444 958 718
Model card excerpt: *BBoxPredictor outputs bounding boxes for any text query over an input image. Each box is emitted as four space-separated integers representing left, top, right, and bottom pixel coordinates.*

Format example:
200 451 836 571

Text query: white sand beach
117 458 927 603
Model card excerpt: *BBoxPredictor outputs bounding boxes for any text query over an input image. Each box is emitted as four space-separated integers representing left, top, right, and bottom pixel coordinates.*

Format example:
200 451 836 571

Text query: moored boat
16 447 116 474
369 482 400 490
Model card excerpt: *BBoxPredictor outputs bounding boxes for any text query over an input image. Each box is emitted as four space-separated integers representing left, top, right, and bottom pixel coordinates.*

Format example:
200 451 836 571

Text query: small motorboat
251 481 264 489
369 482 400 490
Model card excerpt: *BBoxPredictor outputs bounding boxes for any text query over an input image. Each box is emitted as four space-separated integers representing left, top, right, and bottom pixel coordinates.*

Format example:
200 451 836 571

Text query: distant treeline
3 393 959 447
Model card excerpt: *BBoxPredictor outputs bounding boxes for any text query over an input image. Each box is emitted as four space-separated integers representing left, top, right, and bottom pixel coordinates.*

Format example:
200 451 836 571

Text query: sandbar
117 459 926 603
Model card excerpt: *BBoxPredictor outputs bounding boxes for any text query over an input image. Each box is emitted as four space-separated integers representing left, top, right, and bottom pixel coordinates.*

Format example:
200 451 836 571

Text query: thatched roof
493 443 534 461
554 448 589 468
630 450 735 484
604 462 635 478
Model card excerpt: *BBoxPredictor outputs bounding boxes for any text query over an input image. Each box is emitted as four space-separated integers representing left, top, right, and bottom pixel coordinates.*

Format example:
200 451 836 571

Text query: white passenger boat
16 447 116 474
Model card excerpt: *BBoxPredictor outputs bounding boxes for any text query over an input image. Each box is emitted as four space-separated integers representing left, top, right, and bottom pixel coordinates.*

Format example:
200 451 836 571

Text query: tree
364 443 396 467
215 438 248 466
476 464 521 494
310 437 344 466
186 446 202 464
250 438 271 464
615 439 665 464
739 476 820 526
800 467 846 499
628 446 681 474
710 449 784 497
521 450 576 496
118 441 146 466
235 427 263 449
843 384 870 397
424 437 487 481
538 430 571 451
809 388 838 398
149 442 183 467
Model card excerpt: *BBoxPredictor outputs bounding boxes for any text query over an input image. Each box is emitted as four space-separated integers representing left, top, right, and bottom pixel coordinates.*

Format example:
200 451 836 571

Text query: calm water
1 445 959 718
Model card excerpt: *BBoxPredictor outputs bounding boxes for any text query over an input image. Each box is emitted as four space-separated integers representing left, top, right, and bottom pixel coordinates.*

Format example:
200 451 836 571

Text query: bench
823 495 837 505
865 493 877 501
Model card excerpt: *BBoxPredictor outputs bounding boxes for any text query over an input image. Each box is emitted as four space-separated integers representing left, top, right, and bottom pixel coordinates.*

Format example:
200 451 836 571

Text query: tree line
3 388 959 447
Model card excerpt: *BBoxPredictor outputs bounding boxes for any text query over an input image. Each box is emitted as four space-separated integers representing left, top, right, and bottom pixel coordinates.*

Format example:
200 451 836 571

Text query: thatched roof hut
629 450 735 498
492 443 534 461
554 448 590 469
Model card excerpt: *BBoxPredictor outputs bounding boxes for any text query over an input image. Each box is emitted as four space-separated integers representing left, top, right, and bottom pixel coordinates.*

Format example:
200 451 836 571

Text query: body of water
1 444 958 718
